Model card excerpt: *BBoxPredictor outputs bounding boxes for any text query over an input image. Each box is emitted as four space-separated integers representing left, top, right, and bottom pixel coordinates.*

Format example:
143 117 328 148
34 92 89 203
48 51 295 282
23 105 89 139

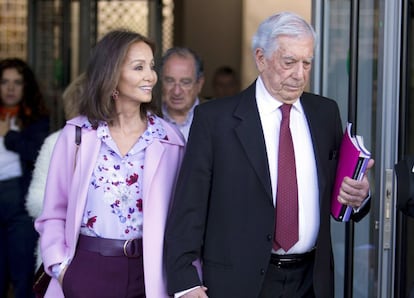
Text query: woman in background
0 58 50 298
35 29 185 298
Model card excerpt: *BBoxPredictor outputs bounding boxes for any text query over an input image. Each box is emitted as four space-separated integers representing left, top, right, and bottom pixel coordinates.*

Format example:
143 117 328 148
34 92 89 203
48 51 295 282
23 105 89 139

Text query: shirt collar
255 76 304 116
96 113 168 142
161 98 200 126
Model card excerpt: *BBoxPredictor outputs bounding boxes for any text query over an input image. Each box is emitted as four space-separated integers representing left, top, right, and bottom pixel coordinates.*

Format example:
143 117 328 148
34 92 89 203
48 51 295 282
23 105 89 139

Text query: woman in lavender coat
35 30 185 298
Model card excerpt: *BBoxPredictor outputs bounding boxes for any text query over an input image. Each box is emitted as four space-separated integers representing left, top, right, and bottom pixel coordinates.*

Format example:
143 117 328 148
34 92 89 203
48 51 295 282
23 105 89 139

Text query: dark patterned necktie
273 104 299 251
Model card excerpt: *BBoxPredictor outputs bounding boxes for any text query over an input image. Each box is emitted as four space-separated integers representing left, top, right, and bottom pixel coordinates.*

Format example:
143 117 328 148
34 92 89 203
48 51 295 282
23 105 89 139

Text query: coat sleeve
164 105 212 295
25 131 60 219
34 124 77 275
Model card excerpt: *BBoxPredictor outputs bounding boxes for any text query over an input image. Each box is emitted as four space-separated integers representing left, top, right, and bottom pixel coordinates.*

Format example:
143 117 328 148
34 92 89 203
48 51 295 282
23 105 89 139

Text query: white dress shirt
162 98 200 141
255 77 319 255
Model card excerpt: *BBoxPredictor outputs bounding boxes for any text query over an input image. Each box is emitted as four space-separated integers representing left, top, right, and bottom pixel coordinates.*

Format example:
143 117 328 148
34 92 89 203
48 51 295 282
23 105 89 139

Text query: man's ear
196 76 205 93
255 48 266 72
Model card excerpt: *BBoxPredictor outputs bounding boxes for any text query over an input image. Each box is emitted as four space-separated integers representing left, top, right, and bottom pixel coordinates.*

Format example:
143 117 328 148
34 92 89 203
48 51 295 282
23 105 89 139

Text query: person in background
211 65 240 99
0 58 50 298
164 12 375 298
26 73 84 269
160 47 205 141
35 29 185 298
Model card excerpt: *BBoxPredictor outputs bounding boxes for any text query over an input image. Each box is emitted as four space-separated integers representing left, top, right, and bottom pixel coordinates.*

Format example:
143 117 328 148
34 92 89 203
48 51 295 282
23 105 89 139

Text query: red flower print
137 199 143 212
111 200 120 208
87 216 97 228
126 173 138 185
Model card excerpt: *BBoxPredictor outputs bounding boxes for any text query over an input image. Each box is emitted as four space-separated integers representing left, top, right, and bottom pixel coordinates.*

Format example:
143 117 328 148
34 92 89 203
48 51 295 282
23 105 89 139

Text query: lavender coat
35 115 185 298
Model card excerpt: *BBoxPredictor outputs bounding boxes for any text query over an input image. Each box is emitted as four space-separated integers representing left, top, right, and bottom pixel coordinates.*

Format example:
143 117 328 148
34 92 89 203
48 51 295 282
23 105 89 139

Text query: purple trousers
62 241 145 298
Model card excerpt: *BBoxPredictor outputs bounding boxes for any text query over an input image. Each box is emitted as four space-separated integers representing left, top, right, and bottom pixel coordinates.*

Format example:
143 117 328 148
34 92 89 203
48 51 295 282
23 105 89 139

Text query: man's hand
338 158 375 208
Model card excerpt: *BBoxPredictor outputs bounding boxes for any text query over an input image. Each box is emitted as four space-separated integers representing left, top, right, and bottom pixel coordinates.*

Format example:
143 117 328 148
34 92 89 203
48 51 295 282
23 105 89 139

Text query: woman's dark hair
79 29 157 128
0 58 48 127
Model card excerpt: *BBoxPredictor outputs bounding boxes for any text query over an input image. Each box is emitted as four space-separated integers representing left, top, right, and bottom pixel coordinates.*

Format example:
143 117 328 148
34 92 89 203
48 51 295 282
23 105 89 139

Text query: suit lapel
231 88 332 204
233 83 273 201
300 94 327 198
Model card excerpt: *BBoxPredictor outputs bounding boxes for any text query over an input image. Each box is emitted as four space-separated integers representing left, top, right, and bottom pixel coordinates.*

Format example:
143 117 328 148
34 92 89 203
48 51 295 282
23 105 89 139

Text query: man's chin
279 91 303 103
168 104 184 111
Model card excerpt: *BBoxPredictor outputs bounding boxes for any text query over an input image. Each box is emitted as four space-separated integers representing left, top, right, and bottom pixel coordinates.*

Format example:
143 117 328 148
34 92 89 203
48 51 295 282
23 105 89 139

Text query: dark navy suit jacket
165 82 369 298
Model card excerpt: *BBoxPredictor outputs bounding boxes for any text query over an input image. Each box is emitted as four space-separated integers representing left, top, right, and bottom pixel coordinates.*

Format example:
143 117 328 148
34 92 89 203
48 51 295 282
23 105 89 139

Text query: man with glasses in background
160 47 205 141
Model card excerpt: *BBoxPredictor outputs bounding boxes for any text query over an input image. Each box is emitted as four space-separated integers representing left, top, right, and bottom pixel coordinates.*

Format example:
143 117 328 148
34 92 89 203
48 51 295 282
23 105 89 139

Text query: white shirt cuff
174 286 202 298
353 190 371 213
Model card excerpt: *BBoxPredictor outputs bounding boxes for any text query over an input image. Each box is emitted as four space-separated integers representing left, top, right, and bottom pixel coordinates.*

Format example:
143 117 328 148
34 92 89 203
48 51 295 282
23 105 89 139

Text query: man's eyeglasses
162 77 195 90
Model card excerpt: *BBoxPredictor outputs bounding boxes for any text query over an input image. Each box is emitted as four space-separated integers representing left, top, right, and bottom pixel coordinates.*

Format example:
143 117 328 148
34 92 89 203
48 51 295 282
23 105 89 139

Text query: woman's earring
112 89 119 100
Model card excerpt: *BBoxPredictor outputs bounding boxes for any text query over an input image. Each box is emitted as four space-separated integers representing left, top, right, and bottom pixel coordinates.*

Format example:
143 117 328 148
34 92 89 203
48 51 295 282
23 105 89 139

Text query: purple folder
331 123 371 222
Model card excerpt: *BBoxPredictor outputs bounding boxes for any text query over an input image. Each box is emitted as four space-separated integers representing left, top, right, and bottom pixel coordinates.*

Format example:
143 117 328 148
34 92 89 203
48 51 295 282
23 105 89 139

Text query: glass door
313 0 402 296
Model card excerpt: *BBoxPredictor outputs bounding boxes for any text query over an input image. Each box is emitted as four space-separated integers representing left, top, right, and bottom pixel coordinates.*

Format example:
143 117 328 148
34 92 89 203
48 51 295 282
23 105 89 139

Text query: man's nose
172 83 183 94
292 64 305 80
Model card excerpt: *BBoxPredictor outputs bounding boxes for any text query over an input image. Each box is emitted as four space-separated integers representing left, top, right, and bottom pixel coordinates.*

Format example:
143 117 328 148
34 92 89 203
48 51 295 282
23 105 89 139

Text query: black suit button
260 269 266 275
267 234 272 241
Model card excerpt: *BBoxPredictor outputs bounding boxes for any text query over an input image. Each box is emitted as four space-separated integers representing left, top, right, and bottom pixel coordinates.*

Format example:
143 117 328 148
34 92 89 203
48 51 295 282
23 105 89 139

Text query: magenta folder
331 123 371 222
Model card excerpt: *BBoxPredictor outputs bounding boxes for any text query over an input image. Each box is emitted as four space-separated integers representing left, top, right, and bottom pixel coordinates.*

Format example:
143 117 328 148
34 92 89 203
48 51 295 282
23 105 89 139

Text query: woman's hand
181 286 208 298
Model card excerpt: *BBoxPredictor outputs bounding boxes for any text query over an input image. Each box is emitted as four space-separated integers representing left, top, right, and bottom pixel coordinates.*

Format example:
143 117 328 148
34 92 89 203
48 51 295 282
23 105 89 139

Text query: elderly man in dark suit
165 11 374 298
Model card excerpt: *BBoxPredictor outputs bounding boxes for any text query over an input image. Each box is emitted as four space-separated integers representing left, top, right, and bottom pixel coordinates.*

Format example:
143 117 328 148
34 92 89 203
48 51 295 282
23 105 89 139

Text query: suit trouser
258 254 315 298
0 177 37 298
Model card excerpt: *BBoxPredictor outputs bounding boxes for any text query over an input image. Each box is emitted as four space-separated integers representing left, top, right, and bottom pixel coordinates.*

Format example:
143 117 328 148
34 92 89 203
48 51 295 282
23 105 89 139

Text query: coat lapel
142 140 164 205
233 83 273 201
63 126 102 248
